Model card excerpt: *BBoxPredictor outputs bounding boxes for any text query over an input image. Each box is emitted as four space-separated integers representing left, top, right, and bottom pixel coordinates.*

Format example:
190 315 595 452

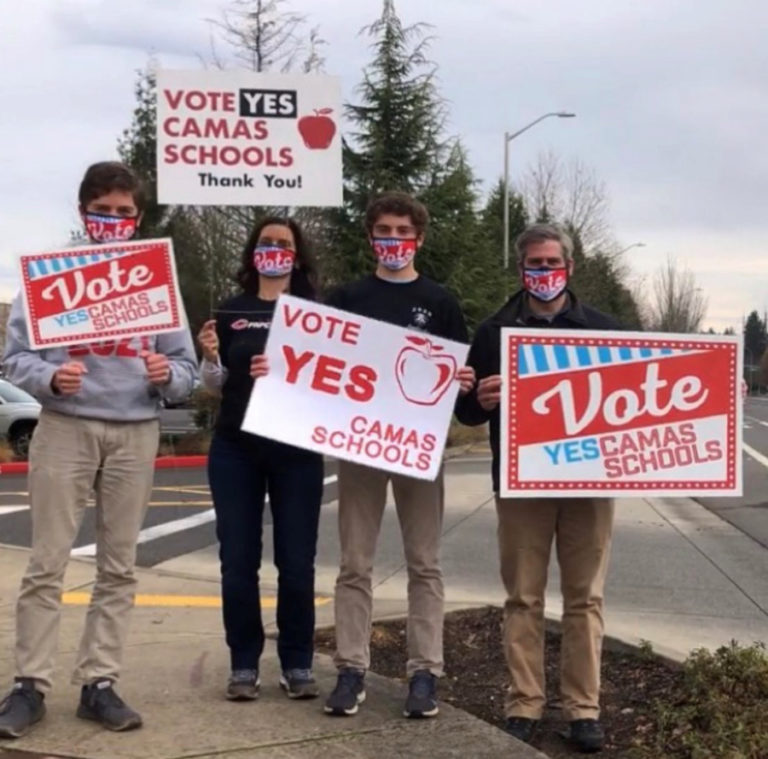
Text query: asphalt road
0 462 339 568
698 396 768 548
1 398 766 568
159 407 196 434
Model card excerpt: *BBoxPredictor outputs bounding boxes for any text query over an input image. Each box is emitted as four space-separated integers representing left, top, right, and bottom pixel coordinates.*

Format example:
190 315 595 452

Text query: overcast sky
2 0 766 331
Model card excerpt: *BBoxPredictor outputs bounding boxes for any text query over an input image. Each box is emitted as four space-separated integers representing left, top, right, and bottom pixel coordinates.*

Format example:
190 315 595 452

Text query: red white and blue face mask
372 237 418 271
84 213 138 243
523 267 569 302
253 245 295 278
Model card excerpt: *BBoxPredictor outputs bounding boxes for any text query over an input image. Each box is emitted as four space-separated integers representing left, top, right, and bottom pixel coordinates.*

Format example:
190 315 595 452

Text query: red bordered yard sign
20 238 183 349
500 329 742 498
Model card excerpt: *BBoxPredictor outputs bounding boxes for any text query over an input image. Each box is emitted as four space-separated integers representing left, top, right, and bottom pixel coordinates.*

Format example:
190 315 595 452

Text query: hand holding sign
198 319 219 362
477 375 502 411
141 351 171 386
52 362 88 395
250 355 269 379
456 366 476 396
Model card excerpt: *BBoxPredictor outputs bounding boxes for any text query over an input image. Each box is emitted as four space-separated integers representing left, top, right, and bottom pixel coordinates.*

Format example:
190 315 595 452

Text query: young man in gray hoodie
0 161 197 738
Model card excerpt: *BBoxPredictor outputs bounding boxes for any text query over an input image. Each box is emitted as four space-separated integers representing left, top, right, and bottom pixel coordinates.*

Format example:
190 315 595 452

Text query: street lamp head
617 241 646 255
502 110 576 268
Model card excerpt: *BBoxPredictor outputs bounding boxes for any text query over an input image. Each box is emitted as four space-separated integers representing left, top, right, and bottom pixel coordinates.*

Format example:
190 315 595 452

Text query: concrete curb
0 445 482 476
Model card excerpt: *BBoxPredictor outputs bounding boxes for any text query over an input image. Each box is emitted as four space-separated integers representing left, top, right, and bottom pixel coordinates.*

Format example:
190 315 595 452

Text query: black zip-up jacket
455 289 622 491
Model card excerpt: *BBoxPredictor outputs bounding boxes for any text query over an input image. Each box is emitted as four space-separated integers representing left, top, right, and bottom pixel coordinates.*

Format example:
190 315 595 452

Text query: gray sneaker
0 679 45 739
279 669 320 699
76 679 142 732
226 669 260 701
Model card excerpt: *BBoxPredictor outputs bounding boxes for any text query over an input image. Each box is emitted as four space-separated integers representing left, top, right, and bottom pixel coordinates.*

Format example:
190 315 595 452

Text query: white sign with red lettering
500 329 742 497
19 239 183 349
156 69 342 207
241 295 469 479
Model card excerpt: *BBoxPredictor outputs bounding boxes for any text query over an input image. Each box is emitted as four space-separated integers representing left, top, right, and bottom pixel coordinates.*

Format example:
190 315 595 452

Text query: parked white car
0 379 41 457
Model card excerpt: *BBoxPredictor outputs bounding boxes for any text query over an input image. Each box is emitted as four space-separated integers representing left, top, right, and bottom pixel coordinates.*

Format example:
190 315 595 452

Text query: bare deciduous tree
519 151 613 252
209 0 325 73
201 0 329 295
647 257 708 333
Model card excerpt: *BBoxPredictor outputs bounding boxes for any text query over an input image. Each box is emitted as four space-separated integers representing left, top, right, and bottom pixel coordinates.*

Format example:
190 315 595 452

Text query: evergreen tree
118 64 164 234
481 179 528 264
420 145 503 331
325 0 447 286
325 0 495 337
563 226 642 328
743 310 767 366
479 178 528 297
343 0 443 203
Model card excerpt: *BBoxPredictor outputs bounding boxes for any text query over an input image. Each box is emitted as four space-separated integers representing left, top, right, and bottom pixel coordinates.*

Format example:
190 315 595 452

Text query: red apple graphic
395 335 457 407
297 108 336 149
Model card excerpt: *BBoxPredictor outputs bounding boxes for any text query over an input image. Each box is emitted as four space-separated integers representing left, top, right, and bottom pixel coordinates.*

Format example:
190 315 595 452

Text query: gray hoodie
2 294 198 422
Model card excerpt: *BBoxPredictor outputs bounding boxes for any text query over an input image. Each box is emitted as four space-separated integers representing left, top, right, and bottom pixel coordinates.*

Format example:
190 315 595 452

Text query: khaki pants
333 461 444 677
496 497 614 721
15 410 159 693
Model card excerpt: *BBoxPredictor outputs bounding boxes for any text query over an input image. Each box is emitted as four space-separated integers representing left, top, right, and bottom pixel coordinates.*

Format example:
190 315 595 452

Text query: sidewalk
0 546 543 759
160 456 768 661
1 457 768 758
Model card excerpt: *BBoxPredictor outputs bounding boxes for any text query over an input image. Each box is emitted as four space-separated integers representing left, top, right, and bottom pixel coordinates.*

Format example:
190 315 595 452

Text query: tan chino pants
496 496 614 720
14 410 159 693
333 461 445 677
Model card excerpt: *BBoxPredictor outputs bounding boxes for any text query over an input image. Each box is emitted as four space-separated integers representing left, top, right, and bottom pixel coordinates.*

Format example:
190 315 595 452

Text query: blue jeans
208 431 324 671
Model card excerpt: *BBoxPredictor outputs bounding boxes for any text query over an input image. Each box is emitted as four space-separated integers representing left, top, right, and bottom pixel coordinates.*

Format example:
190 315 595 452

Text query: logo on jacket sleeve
231 318 271 330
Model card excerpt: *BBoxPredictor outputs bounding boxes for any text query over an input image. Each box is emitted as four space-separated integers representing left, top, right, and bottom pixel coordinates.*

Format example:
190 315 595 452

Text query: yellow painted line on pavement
62 592 331 609
146 500 213 507
69 501 213 509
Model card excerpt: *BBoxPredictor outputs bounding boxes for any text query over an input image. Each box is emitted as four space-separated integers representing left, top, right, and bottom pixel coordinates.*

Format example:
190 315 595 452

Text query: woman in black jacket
198 217 324 702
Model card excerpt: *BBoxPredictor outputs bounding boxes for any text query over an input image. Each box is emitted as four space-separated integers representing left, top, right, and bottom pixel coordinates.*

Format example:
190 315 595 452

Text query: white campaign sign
241 295 469 480
156 69 342 207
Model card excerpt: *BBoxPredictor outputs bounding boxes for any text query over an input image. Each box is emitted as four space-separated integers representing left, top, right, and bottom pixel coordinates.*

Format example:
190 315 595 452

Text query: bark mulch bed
315 605 680 758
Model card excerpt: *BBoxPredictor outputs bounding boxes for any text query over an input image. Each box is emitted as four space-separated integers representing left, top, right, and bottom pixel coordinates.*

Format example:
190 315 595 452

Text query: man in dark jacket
456 223 620 754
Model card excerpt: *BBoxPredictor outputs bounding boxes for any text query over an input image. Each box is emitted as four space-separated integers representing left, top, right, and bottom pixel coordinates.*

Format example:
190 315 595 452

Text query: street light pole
616 242 646 256
503 111 576 269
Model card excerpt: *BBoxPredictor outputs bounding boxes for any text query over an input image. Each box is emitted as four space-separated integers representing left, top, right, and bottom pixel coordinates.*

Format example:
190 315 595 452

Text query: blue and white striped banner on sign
518 344 691 377
25 250 131 280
